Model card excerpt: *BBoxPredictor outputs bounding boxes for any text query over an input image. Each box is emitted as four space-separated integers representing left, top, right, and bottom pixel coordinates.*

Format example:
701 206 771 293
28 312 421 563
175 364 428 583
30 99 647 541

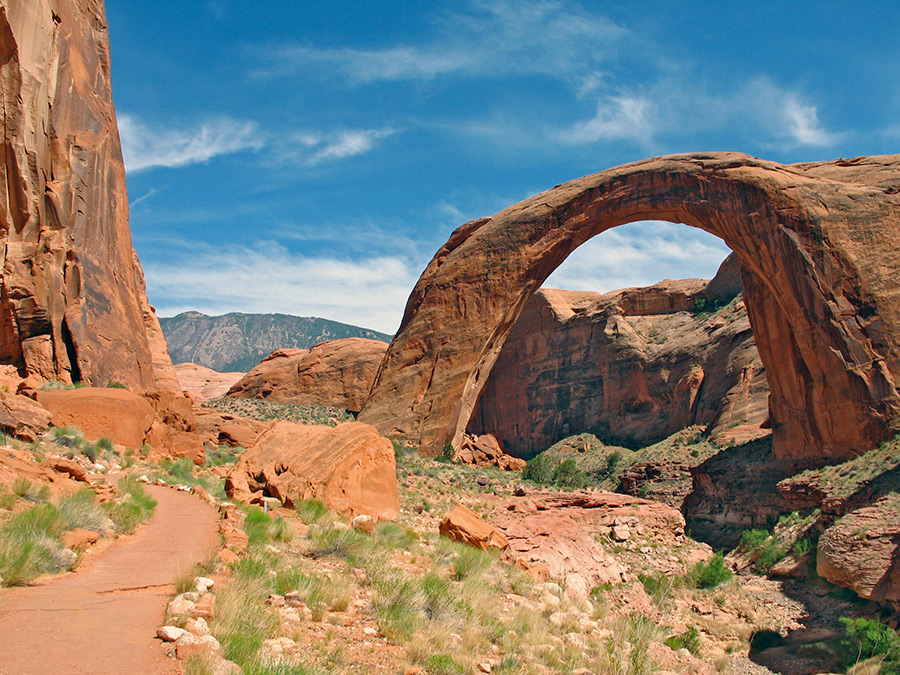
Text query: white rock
156 626 187 642
184 617 210 636
167 596 196 617
194 576 215 593
611 524 631 541
138 475 150 483
363 626 378 636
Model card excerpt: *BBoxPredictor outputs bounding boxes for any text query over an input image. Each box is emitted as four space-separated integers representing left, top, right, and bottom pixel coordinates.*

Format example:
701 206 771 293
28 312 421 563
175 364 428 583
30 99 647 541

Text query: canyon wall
0 0 181 399
468 255 769 457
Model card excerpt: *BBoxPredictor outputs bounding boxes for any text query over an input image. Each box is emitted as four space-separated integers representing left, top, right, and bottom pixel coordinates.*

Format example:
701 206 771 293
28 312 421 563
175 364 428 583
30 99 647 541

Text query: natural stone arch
359 153 900 462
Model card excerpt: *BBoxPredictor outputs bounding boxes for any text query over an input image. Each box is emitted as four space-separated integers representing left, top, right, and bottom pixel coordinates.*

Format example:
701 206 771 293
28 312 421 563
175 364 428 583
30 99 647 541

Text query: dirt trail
0 484 220 675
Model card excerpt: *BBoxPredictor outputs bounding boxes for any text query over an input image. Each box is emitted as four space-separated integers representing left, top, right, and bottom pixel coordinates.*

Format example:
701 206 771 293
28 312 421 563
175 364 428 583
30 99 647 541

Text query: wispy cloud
119 114 264 172
282 128 397 166
121 114 395 173
144 241 418 335
557 95 656 145
258 0 625 84
544 221 732 293
556 77 843 150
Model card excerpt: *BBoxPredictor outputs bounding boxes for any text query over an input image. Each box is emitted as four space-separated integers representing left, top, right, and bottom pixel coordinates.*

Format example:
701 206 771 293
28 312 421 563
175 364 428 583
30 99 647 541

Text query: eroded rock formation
361 153 900 463
468 254 768 456
225 421 400 521
173 363 245 404
226 339 389 413
0 1 184 404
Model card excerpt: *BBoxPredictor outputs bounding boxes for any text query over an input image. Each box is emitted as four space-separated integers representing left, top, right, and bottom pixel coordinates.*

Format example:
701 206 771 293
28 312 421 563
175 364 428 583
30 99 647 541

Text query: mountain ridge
160 311 393 372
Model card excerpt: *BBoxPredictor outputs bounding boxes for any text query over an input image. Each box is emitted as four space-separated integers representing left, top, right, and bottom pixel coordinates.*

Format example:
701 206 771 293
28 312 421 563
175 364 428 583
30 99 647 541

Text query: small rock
156 626 187 642
478 662 493 673
267 594 285 607
192 593 216 620
184 617 210 636
363 626 378 636
155 478 167 486
352 514 376 534
284 591 304 607
194 576 215 593
175 634 221 659
167 596 195 618
611 524 631 541
138 474 150 483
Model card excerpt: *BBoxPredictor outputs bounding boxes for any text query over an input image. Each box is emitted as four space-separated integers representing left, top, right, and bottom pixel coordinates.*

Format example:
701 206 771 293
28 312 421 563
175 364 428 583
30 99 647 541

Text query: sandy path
0 484 220 675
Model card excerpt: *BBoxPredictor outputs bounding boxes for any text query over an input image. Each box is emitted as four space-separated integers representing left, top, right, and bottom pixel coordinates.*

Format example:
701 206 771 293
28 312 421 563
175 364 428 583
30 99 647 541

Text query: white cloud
544 221 731 293
119 114 264 172
781 96 841 146
298 128 397 165
260 0 625 84
144 241 418 335
557 95 656 144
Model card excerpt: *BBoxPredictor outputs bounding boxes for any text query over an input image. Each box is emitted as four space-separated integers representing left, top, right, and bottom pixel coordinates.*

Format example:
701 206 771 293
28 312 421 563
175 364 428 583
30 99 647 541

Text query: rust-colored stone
361 153 900 462
36 388 155 449
226 339 389 413
439 505 509 551
225 421 399 521
0 391 52 441
0 0 192 421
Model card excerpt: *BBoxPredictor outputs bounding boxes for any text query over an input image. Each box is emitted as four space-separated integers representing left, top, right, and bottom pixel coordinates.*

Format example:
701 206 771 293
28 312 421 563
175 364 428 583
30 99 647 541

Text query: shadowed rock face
0 0 179 397
468 254 769 457
360 153 900 462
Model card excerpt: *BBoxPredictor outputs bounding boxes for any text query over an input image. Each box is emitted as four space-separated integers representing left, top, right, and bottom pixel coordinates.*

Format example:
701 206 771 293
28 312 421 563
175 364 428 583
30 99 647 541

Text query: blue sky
107 1 900 334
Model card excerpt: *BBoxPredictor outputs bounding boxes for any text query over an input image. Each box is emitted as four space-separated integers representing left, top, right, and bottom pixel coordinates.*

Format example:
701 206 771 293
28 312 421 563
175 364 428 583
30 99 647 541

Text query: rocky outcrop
0 391 52 441
439 505 509 550
225 421 399 521
361 153 900 463
226 339 389 413
174 363 244 403
817 495 900 606
0 0 186 404
36 388 155 449
454 433 527 471
468 255 768 456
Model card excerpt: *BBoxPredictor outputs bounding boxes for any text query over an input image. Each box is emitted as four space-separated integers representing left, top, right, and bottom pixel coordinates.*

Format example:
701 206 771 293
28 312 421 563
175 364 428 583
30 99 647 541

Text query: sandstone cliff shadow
682 436 821 550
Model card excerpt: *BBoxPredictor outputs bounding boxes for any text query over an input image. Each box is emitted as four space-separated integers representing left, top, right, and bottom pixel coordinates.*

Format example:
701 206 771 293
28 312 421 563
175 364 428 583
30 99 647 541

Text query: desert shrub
0 486 15 510
425 654 466 675
665 626 701 655
12 477 49 503
739 528 788 573
374 574 422 640
0 503 69 584
57 488 113 533
740 528 770 551
160 457 195 483
374 521 418 550
605 450 622 476
295 499 332 526
689 553 732 589
522 453 554 484
551 459 590 488
242 661 321 675
205 445 243 467
105 380 127 389
213 575 279 666
450 543 495 581
102 477 156 534
639 572 680 606
95 437 114 452
840 616 900 672
307 525 369 560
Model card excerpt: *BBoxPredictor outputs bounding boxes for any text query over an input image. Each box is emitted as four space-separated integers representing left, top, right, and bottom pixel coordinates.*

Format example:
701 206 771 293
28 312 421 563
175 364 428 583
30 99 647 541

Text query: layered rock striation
361 153 900 463
468 254 768 456
0 0 182 401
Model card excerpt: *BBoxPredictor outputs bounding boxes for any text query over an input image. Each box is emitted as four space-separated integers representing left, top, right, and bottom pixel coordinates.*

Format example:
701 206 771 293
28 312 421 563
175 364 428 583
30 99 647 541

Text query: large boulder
225 421 399 521
226 339 389 413
36 388 154 449
439 505 509 550
0 391 52 441
361 153 900 462
817 495 900 605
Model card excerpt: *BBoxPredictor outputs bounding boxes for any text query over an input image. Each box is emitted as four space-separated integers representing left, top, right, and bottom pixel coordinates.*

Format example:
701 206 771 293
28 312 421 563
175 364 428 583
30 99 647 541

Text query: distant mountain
159 312 393 373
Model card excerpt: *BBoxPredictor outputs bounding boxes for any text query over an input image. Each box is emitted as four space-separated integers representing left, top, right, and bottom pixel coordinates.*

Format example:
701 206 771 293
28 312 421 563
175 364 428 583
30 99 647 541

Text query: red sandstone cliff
0 0 181 402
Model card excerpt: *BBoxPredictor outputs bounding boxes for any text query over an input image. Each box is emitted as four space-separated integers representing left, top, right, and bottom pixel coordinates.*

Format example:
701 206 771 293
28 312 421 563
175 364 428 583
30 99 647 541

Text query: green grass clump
243 507 292 547
295 499 333 526
688 553 732 589
12 477 50 503
212 574 279 666
425 654 466 675
0 502 69 584
57 488 113 533
205 445 244 467
102 477 156 534
664 626 701 655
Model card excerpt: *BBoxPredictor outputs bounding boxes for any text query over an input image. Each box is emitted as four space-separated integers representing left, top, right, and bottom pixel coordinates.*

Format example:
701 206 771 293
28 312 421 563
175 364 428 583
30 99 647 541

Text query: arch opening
465 220 768 459
360 153 900 467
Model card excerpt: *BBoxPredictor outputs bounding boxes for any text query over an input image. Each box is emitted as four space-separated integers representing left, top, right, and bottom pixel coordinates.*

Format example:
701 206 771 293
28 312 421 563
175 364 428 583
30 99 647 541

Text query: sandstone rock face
361 153 900 462
0 391 52 441
225 421 399 521
817 495 900 605
0 1 185 400
468 255 768 456
36 388 154 449
174 363 245 403
438 505 509 550
226 339 389 413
